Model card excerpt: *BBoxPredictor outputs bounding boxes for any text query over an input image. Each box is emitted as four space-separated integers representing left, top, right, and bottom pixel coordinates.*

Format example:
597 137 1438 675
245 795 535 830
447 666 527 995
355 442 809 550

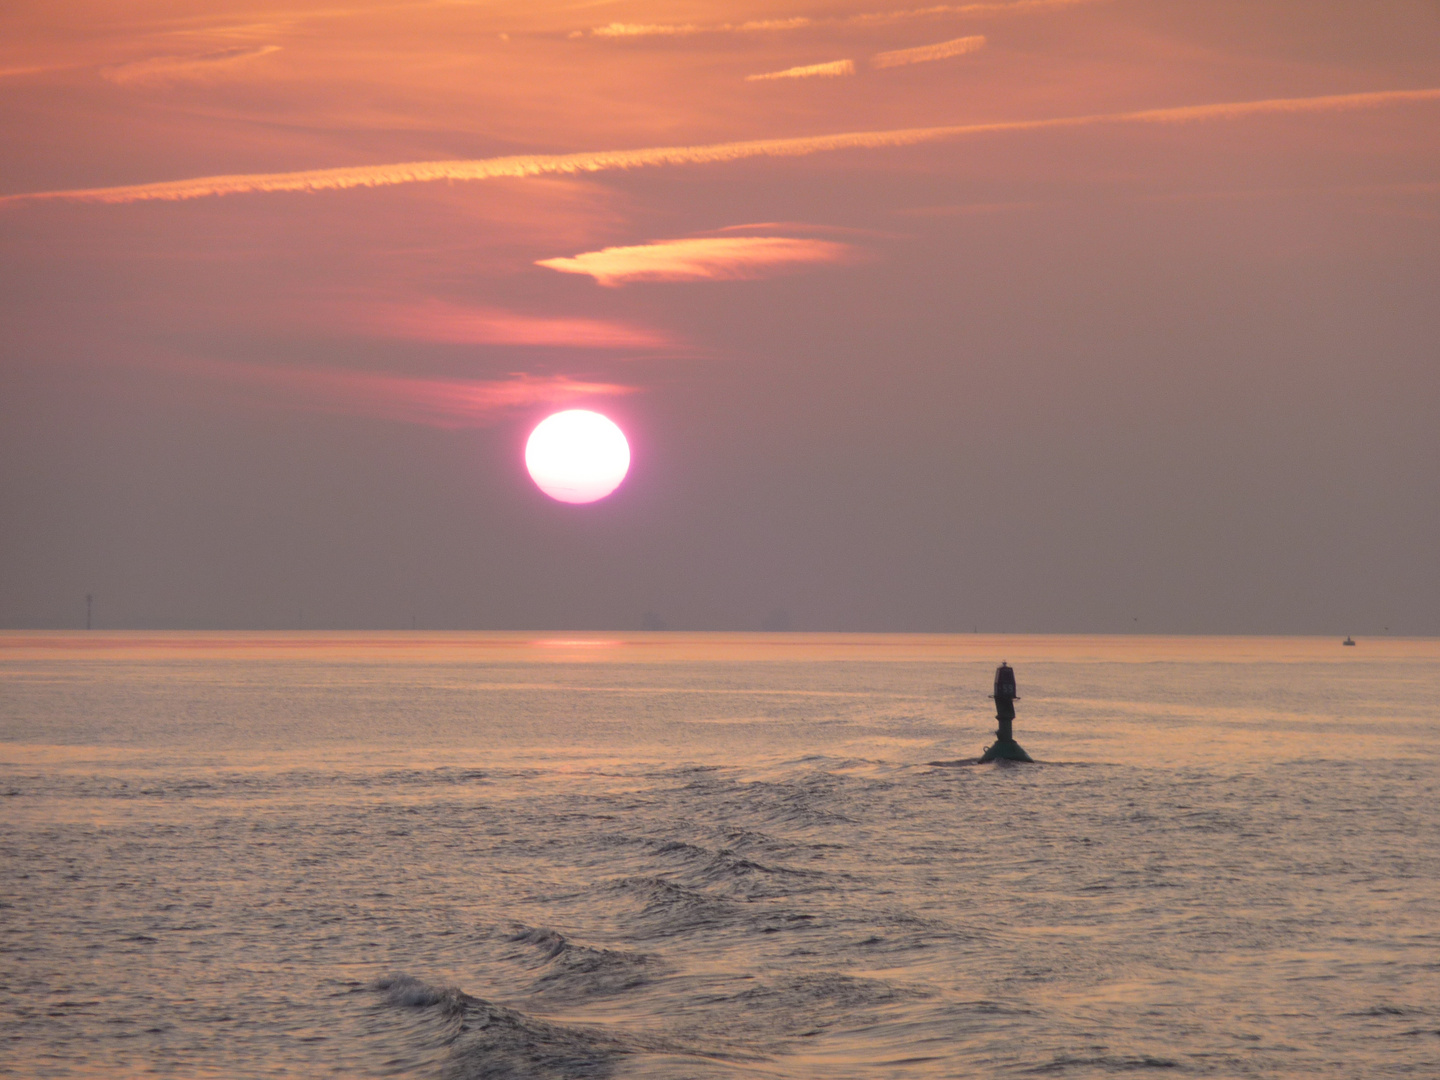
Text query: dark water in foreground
2 633 1437 1078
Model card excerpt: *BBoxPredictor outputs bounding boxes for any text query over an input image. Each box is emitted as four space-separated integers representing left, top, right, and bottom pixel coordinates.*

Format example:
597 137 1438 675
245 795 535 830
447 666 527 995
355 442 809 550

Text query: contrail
746 59 856 82
843 0 1104 25
591 18 813 37
5 88 1438 207
872 35 986 68
587 0 1108 36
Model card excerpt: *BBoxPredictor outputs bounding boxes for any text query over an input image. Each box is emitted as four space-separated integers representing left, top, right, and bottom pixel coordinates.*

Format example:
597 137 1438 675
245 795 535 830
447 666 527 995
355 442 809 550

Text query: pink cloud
174 356 634 429
535 236 858 286
356 299 674 350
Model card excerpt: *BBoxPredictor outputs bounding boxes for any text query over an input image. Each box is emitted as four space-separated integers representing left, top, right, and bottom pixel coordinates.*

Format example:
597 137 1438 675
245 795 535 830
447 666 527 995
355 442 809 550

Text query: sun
525 410 630 504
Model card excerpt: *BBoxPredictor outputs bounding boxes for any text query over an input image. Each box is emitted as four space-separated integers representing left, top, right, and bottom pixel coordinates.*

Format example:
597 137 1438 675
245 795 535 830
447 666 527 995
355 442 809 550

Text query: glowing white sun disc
525 410 630 504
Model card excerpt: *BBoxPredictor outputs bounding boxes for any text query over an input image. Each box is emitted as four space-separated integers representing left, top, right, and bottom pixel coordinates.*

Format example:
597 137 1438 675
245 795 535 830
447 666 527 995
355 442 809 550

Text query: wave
607 874 736 927
1027 1053 1182 1072
724 774 864 828
503 925 663 1002
660 971 916 1055
651 838 819 889
373 975 629 1079
373 968 911 1072
588 832 823 899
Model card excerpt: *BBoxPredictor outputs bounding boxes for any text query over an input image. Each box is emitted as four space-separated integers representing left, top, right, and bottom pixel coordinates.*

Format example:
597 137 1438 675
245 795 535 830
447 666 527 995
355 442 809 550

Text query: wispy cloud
872 35 985 68
588 23 702 38
586 0 1104 37
177 356 633 428
358 300 674 349
747 60 855 83
711 221 903 238
843 0 1105 26
536 237 857 287
101 45 281 86
0 64 70 79
590 18 812 38
7 89 1438 207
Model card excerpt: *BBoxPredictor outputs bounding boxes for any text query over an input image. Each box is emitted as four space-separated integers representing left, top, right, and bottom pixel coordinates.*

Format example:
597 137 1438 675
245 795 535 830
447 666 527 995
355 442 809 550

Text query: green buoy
979 661 1034 763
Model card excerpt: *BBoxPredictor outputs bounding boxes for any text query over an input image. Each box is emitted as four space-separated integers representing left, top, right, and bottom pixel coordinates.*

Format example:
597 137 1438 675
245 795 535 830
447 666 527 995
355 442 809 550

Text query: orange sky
2 1 1438 632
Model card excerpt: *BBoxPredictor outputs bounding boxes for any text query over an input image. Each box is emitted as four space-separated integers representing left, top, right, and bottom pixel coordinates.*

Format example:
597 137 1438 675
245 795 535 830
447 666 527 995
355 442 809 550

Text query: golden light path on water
2 632 1437 1077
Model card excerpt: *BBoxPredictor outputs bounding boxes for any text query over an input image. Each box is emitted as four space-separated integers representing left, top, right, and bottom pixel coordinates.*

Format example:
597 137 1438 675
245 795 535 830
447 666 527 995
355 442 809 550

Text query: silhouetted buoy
979 661 1034 763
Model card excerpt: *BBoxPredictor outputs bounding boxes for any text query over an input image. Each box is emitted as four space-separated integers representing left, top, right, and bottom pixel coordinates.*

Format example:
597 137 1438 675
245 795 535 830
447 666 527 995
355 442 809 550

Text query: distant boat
1342 636 1356 646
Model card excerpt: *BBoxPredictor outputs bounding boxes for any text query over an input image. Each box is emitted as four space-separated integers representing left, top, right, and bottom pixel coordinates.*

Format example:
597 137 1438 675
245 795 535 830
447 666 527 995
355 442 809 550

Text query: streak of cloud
360 300 675 349
844 0 1106 26
590 23 702 37
176 356 634 429
590 18 812 38
586 0 1104 37
101 45 281 86
0 64 69 79
711 221 903 238
6 88 1439 207
872 35 986 68
746 60 855 83
535 236 857 286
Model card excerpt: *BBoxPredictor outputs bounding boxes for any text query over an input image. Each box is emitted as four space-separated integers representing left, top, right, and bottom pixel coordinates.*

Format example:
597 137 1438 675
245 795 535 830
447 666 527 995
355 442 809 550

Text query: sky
2 0 1437 633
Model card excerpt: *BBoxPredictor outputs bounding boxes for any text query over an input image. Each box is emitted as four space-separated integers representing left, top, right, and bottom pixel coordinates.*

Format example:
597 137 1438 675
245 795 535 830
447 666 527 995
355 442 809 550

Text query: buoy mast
979 660 1034 762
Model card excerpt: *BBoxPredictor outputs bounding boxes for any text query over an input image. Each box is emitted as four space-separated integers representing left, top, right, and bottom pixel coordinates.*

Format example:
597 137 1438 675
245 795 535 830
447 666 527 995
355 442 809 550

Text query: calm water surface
1 633 1437 1078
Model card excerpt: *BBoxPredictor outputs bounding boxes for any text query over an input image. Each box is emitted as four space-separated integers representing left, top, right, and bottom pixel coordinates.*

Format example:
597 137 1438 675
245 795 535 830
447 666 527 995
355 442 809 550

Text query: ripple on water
2 635 1438 1078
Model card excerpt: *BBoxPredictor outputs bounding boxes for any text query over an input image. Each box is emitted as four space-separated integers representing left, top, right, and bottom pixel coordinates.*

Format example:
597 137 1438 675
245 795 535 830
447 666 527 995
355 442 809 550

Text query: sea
1 632 1437 1078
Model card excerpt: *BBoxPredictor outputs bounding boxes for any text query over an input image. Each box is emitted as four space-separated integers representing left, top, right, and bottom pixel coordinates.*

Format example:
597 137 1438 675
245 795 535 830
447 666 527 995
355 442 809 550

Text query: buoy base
979 738 1033 763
